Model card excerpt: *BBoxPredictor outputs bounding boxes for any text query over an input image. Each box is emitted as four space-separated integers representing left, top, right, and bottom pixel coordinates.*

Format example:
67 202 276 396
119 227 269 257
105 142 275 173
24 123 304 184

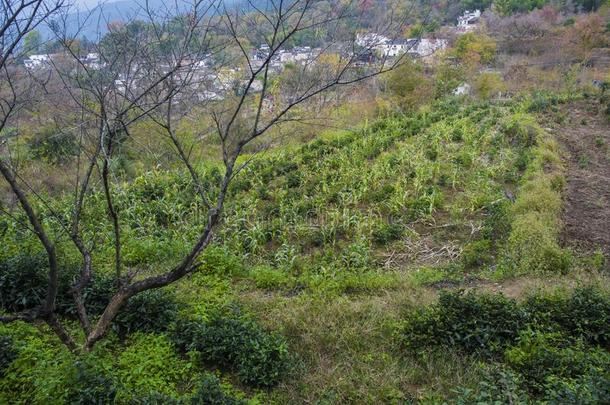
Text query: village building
457 9 481 31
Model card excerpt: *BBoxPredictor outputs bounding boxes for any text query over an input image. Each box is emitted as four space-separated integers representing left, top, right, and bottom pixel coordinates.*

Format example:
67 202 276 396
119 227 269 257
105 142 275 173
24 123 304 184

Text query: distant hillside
40 0 264 40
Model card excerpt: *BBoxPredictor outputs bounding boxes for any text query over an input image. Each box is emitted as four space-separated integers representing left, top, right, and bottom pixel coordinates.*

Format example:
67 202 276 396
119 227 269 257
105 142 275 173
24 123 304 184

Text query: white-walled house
378 38 447 58
457 9 481 31
379 39 412 57
23 54 51 69
356 33 390 48
409 38 448 57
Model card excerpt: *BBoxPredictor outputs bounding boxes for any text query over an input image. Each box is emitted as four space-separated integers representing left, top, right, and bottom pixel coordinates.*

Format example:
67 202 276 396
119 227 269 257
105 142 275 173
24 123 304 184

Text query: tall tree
0 0 415 352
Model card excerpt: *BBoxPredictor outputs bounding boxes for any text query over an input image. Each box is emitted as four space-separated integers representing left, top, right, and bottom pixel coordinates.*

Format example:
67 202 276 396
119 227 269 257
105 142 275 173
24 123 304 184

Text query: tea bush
461 239 493 268
0 334 17 377
400 287 610 358
27 126 78 165
188 374 247 405
113 289 182 337
400 290 525 357
403 287 610 402
116 333 192 401
64 360 117 404
56 272 116 319
172 313 290 387
453 366 529 404
523 286 610 347
504 330 610 394
0 252 49 312
0 251 115 318
372 222 404 246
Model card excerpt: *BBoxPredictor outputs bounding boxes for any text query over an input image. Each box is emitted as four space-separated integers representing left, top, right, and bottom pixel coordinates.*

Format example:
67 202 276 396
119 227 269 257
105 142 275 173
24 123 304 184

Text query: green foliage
499 118 568 276
406 287 610 402
474 72 506 100
114 289 182 337
372 221 404 246
527 92 562 113
453 366 529 404
188 374 247 405
0 334 17 377
172 312 290 387
523 286 610 347
453 32 497 66
116 333 192 401
461 239 493 268
400 286 610 358
64 359 117 404
0 322 76 403
495 0 548 15
249 265 295 290
0 251 115 318
505 330 610 394
0 252 48 312
500 113 539 148
400 290 525 357
384 60 433 112
27 125 78 165
23 30 42 55
199 246 246 277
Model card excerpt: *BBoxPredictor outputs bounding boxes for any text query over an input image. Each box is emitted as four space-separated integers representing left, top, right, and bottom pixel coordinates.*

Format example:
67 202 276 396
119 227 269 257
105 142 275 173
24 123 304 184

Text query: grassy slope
1 95 607 403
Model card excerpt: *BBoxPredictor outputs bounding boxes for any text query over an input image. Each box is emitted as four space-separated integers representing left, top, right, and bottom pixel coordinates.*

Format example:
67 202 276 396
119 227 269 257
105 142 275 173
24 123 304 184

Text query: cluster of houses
21 10 482 102
23 52 103 70
355 33 448 59
457 9 481 31
250 44 324 71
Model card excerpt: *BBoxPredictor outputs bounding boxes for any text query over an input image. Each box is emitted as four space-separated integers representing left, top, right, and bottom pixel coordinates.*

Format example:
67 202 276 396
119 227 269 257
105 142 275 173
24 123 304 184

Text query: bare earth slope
549 99 610 264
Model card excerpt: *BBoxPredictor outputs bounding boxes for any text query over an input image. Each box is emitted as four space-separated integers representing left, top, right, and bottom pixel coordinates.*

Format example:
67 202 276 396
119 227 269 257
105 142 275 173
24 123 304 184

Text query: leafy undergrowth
1 93 608 403
399 286 610 403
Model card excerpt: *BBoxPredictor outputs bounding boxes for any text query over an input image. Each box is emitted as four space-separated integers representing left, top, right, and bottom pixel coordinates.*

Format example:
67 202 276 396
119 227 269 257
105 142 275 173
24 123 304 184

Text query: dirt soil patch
546 99 610 266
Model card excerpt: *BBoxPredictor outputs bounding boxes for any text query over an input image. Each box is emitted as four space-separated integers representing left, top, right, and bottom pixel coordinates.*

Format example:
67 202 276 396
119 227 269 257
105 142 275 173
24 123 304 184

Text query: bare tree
0 0 74 347
1 0 416 352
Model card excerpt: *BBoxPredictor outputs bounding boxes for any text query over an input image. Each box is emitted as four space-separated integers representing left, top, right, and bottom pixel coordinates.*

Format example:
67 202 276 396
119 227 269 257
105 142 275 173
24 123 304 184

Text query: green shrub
199 246 246 277
499 124 567 276
501 113 539 148
504 330 610 394
56 272 116 319
0 252 48 312
0 335 17 377
113 289 181 337
372 222 404 246
543 370 610 404
0 251 115 318
249 266 295 290
527 92 560 113
461 239 493 268
65 360 117 404
523 287 610 347
453 366 529 404
116 333 192 401
481 200 512 242
188 374 247 405
28 126 78 165
172 313 290 387
400 290 525 357
132 392 182 404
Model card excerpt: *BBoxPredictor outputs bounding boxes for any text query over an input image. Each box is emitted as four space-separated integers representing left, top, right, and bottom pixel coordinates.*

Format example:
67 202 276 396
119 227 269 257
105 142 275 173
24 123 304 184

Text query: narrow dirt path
548 99 610 265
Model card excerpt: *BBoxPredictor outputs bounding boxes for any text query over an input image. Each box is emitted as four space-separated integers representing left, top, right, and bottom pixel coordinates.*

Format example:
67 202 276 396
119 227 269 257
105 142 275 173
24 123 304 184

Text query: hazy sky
73 0 122 10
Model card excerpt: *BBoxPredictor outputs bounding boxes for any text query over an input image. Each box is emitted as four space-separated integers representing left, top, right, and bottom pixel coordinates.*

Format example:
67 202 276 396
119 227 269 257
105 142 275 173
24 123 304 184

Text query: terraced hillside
1 95 608 403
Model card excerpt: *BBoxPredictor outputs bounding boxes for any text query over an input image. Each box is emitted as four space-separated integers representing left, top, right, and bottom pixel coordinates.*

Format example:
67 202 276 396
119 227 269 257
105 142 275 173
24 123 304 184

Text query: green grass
1 95 606 403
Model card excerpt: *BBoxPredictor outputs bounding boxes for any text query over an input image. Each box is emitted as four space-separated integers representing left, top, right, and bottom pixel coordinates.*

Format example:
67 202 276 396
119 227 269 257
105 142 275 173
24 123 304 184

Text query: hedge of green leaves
172 312 290 388
400 286 610 401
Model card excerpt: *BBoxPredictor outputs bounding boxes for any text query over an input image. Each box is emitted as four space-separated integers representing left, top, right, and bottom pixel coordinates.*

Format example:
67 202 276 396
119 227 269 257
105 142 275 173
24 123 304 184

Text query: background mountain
40 0 259 40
